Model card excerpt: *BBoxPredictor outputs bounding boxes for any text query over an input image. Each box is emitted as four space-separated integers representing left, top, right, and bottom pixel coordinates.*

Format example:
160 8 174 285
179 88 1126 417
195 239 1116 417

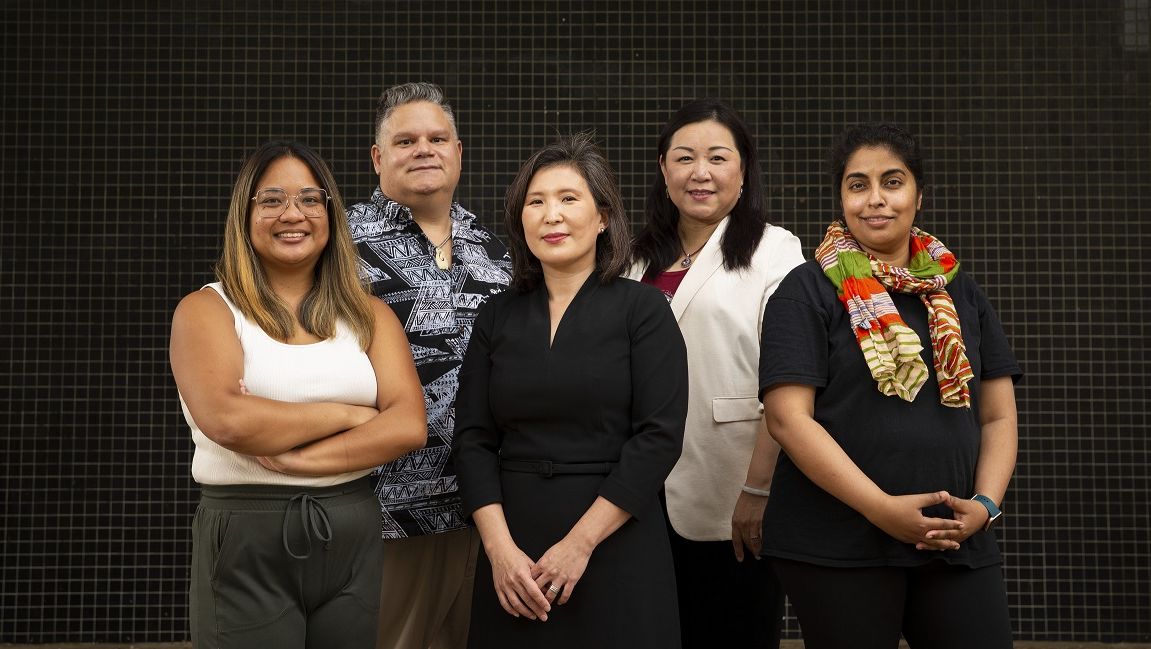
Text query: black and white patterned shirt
348 187 511 538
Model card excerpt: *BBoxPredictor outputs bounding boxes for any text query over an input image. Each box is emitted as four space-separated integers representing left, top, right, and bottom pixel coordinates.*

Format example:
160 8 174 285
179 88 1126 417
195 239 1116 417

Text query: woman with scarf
756 123 1020 649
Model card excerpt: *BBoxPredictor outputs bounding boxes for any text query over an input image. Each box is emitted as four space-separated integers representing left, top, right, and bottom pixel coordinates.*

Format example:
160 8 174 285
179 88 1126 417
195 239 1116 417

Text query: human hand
257 450 300 474
731 491 768 562
533 536 593 606
866 491 964 550
916 494 990 550
346 404 380 429
486 541 551 621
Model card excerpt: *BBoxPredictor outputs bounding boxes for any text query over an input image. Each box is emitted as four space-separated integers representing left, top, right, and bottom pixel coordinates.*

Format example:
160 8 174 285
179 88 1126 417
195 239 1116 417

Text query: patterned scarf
814 220 973 408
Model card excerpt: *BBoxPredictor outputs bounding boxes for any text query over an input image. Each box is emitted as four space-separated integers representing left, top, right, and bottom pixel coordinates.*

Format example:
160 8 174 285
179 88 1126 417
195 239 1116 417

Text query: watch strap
970 494 1003 531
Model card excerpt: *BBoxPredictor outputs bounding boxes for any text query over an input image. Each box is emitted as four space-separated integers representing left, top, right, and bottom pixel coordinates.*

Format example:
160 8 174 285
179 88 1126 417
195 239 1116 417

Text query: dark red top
642 268 689 300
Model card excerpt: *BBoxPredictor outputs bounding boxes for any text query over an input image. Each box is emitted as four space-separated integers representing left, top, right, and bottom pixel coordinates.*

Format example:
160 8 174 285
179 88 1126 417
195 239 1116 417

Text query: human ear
370 144 383 175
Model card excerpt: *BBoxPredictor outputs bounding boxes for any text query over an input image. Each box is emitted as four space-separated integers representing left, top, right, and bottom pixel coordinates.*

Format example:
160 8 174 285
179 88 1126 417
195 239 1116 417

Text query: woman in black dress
453 133 688 648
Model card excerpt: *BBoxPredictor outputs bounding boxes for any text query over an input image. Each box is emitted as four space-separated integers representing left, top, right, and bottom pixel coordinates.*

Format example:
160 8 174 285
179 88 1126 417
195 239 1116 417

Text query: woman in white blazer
627 99 804 649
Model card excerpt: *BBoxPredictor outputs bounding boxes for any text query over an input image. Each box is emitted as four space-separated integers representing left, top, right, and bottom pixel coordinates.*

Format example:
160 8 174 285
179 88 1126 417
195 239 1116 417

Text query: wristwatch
970 494 1003 531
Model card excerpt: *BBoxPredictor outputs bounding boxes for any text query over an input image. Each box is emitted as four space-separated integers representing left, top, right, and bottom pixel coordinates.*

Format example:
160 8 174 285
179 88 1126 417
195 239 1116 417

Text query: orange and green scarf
814 220 973 408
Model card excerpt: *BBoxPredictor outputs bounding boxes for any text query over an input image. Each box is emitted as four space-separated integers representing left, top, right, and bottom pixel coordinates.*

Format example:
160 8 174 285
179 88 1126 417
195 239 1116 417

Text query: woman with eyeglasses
169 140 427 648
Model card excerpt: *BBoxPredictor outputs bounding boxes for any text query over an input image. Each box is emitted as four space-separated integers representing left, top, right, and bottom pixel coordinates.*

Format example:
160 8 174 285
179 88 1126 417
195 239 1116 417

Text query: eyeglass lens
253 189 328 217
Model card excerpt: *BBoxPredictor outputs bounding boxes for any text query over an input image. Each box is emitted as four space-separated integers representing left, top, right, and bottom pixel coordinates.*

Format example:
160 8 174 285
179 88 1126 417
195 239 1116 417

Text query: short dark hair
502 132 632 292
632 98 769 279
828 122 925 200
373 82 457 143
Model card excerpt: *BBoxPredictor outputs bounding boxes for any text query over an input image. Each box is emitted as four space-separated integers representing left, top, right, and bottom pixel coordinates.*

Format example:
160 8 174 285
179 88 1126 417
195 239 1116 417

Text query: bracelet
741 484 771 497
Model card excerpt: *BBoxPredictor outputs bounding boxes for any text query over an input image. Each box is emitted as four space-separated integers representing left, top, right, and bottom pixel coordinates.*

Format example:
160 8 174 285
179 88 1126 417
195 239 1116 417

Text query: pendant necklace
431 231 452 270
680 240 707 268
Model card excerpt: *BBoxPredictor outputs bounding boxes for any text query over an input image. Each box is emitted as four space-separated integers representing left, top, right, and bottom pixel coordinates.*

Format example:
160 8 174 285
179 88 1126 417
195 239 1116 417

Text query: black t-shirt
758 260 1021 568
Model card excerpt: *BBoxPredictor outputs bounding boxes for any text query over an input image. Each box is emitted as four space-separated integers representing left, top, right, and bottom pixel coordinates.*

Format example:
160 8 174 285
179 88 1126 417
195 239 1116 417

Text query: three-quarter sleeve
451 299 504 518
597 285 688 519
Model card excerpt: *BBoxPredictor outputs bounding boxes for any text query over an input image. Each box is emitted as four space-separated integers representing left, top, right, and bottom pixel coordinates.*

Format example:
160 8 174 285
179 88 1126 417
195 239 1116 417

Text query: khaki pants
376 526 482 649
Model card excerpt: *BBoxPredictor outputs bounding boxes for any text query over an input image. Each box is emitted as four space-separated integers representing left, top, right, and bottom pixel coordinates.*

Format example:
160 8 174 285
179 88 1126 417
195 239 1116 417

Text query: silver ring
548 584 561 595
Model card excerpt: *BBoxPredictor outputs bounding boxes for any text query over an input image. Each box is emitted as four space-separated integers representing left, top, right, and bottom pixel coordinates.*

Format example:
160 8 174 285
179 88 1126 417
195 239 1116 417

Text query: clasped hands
868 490 991 551
486 535 593 622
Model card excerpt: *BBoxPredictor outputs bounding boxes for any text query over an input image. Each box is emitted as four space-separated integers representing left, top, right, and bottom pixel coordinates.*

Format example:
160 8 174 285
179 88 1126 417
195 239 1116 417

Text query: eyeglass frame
250 187 331 219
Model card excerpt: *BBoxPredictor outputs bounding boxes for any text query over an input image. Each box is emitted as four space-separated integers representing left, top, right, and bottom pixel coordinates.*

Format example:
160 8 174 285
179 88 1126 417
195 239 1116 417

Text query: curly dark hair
828 122 925 202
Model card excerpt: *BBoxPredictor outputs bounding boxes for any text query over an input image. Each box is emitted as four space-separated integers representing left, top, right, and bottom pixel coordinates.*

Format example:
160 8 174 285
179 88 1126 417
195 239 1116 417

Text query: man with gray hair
347 81 510 649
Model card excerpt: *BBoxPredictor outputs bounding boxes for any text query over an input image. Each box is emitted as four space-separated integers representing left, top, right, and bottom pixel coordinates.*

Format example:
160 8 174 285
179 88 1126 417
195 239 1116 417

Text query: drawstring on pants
283 493 333 559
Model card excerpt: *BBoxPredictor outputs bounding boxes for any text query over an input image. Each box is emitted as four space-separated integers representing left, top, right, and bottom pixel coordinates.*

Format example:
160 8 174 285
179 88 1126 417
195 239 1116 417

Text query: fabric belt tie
499 458 617 477
283 493 333 560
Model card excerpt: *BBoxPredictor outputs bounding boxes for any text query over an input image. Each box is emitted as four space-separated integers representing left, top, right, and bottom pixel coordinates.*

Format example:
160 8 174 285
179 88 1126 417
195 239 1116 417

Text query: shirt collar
369 186 477 228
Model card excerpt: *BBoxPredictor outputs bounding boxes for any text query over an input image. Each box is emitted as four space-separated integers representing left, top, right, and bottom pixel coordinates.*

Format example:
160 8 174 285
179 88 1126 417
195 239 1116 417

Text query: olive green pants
191 477 383 649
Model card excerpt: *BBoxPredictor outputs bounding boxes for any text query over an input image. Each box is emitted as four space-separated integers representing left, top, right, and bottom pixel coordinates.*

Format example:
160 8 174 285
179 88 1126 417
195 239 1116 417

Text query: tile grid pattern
1 1 1148 642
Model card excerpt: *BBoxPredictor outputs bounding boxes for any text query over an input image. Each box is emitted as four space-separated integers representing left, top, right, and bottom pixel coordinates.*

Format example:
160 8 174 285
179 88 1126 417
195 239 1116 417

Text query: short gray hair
373 82 457 142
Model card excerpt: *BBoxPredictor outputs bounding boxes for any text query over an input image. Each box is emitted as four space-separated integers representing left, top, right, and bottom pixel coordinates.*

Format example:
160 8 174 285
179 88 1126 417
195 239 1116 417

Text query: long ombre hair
215 140 375 349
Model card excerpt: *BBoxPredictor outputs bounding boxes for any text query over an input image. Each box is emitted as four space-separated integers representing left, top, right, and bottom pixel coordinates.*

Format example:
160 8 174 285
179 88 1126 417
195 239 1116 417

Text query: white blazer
627 217 804 541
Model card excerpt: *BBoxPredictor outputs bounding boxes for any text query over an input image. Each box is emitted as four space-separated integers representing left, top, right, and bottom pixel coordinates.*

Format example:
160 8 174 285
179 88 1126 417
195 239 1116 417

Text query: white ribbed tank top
180 283 378 486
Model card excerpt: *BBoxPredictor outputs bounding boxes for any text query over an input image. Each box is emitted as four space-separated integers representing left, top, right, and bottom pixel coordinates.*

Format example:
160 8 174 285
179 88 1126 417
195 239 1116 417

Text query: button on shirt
348 187 511 538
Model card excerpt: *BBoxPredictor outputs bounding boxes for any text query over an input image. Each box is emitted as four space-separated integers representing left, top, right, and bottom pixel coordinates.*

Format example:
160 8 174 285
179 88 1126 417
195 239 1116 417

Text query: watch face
985 510 1003 531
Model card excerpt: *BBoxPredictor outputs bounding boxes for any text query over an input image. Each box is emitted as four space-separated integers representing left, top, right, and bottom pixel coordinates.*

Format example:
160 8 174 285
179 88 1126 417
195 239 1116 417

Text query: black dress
453 275 688 649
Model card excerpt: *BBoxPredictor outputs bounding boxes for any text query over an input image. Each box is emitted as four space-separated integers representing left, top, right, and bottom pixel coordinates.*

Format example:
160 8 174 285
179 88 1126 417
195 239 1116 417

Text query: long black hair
632 99 770 279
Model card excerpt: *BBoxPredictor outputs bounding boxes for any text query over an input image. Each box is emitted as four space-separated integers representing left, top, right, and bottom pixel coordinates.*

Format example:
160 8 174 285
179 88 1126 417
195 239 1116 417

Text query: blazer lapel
669 216 730 322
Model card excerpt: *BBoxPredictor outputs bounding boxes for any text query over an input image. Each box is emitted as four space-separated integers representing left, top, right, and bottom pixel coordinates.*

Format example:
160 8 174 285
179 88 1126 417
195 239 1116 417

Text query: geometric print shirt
348 187 511 538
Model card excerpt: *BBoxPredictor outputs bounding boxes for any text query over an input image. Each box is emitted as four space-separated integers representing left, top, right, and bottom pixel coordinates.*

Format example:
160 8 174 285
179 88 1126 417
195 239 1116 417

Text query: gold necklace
680 240 707 268
432 231 452 270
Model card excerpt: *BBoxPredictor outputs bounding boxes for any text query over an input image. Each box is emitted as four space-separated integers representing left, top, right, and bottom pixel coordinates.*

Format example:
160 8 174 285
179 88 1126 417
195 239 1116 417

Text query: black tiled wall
2 1 1148 642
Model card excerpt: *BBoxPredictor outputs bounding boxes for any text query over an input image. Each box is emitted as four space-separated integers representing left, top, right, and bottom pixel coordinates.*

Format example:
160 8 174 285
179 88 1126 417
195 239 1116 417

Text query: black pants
772 558 1012 649
667 526 784 649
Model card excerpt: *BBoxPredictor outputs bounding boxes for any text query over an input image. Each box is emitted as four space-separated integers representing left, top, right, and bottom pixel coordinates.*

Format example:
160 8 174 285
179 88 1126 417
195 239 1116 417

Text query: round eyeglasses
251 188 330 219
